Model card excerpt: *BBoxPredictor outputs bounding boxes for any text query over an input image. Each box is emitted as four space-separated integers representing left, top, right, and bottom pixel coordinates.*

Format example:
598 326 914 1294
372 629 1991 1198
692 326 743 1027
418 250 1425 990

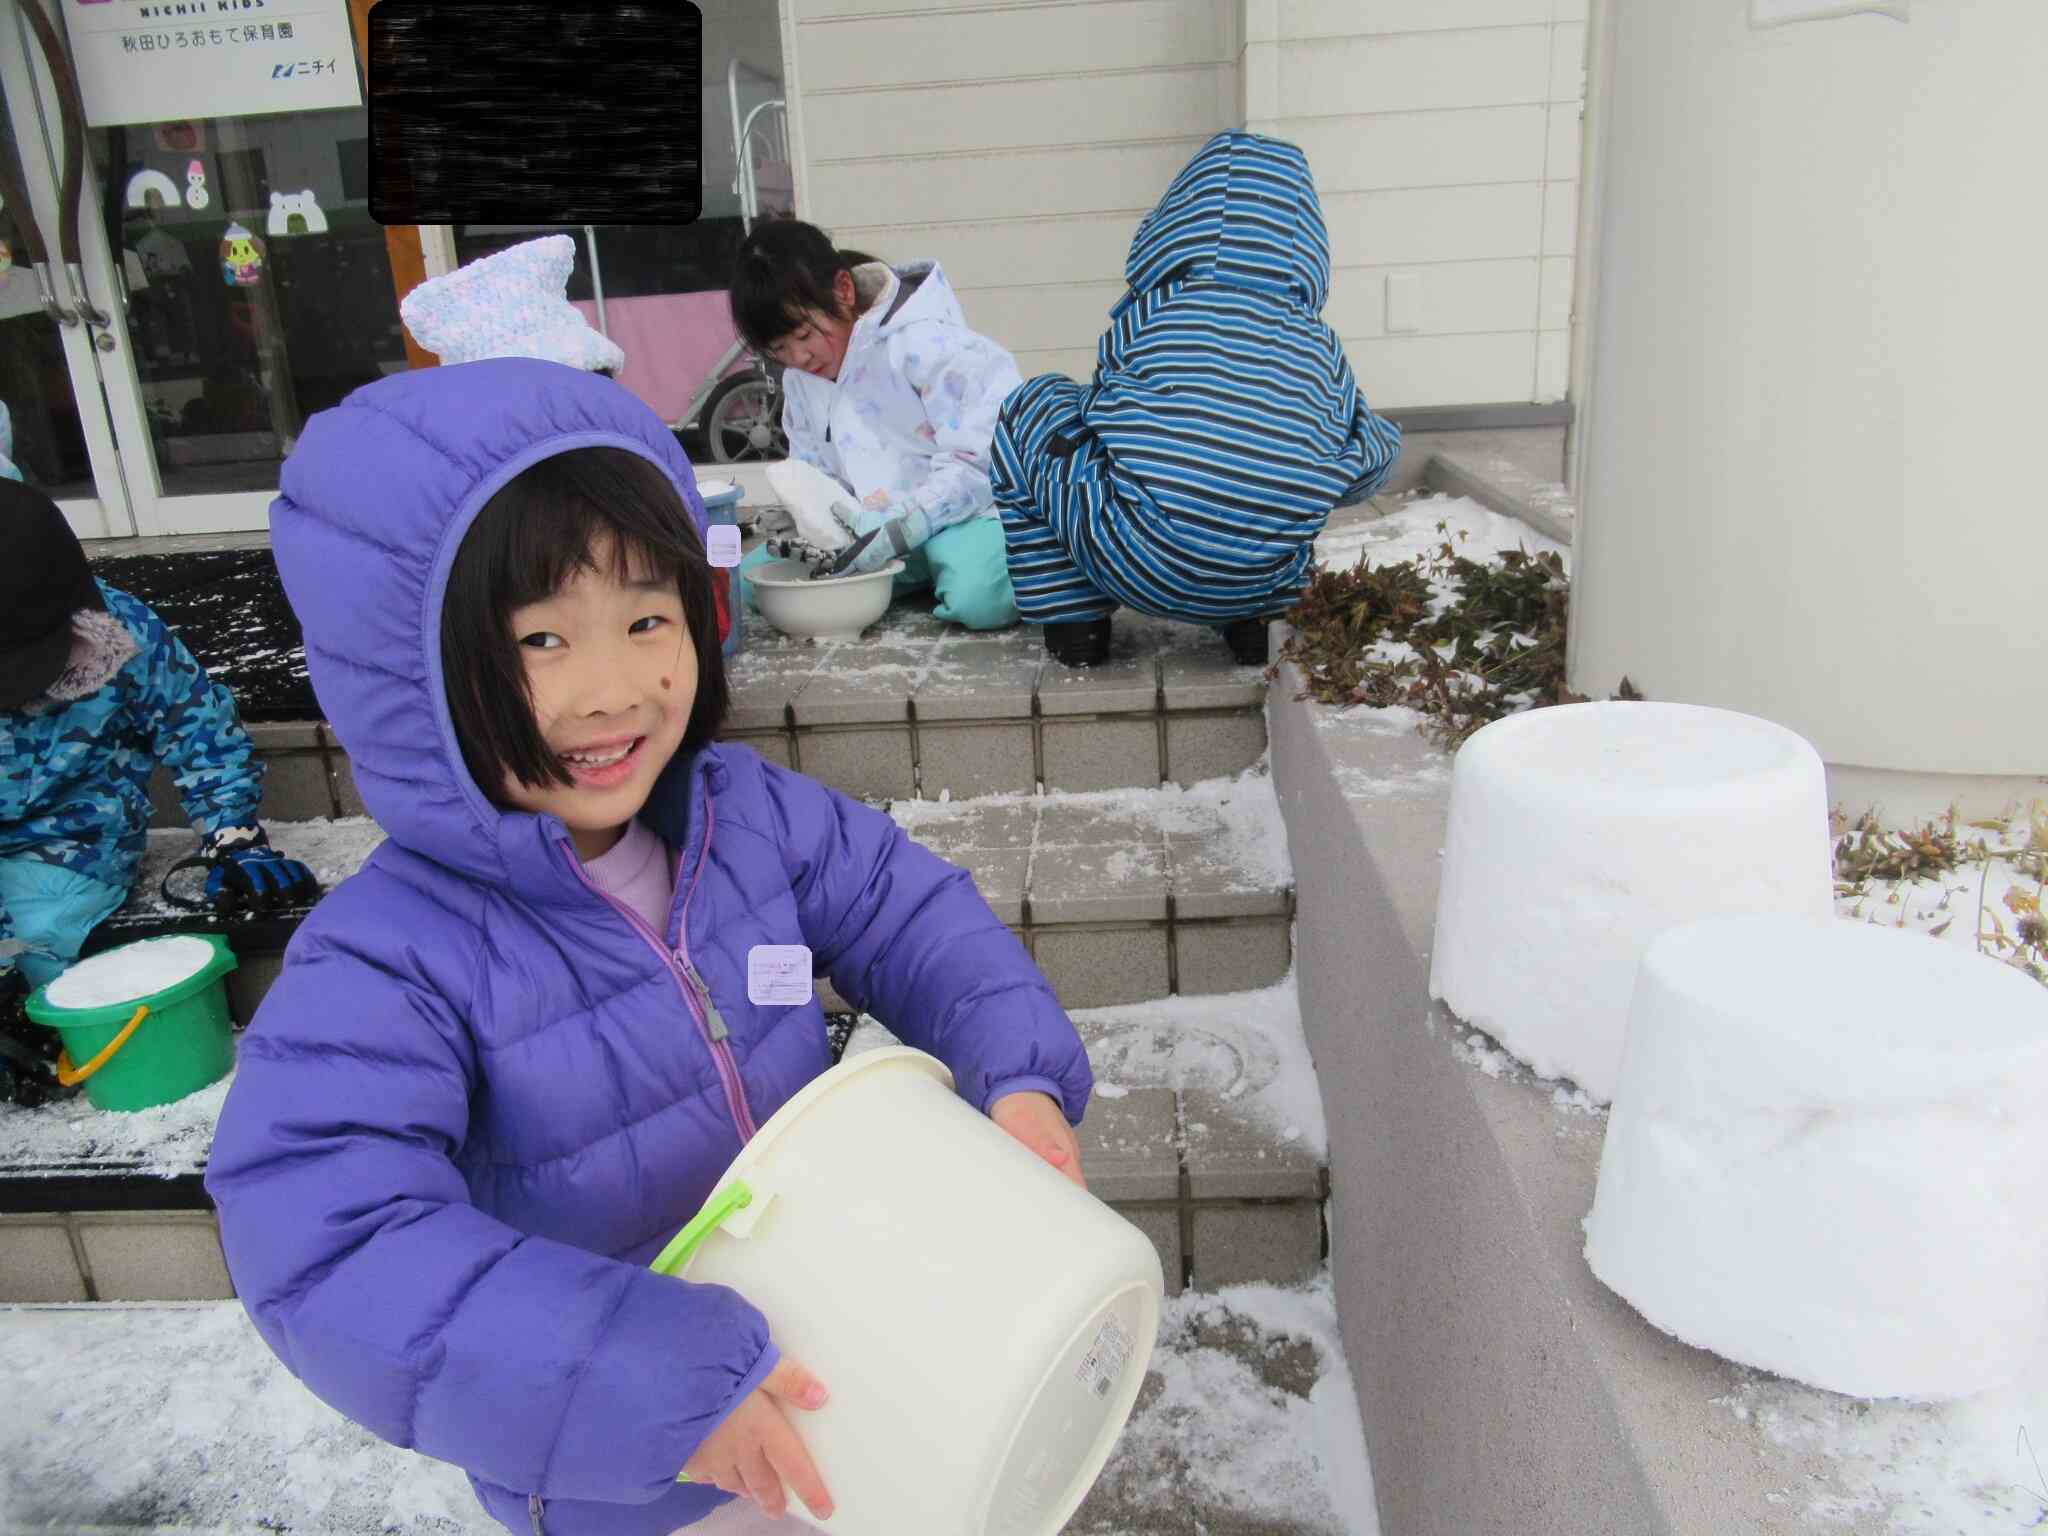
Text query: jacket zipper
671 796 759 1140
562 796 759 1144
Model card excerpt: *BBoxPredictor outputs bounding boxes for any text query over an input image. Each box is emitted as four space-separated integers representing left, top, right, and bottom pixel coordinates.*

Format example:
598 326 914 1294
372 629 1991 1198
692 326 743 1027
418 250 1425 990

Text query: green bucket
25 934 238 1112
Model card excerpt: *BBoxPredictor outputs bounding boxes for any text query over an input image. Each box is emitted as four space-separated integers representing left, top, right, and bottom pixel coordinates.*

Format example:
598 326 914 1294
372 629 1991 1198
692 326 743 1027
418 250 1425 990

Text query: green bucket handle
648 1179 755 1279
54 1004 150 1086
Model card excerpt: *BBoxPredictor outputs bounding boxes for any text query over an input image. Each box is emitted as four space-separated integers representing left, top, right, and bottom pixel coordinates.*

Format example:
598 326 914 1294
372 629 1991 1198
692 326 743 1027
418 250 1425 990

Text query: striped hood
989 130 1400 624
1124 131 1333 312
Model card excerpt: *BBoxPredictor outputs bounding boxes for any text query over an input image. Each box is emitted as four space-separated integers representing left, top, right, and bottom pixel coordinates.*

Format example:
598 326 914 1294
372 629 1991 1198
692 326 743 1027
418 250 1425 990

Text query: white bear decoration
266 189 328 237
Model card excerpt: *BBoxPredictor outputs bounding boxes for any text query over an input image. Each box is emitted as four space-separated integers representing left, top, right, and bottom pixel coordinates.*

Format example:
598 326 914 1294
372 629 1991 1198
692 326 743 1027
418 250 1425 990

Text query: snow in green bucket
25 934 238 1112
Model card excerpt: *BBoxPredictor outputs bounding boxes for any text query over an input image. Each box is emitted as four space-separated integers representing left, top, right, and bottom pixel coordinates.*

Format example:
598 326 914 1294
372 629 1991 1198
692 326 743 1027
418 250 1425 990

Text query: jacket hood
1124 130 1332 312
854 260 967 344
269 358 709 894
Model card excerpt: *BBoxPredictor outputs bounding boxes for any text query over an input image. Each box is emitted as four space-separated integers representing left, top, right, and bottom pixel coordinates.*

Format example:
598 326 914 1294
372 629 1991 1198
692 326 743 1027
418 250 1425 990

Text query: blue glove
204 826 320 915
842 504 932 576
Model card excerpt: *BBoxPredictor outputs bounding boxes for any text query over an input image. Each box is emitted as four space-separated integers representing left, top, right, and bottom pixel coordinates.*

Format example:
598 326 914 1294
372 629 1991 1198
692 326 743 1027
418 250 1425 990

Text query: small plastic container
26 934 238 1112
697 477 745 659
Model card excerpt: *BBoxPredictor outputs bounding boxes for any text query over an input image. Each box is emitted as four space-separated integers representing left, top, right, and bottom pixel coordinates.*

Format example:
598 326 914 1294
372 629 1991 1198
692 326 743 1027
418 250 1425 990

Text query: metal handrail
737 97 787 233
726 56 785 232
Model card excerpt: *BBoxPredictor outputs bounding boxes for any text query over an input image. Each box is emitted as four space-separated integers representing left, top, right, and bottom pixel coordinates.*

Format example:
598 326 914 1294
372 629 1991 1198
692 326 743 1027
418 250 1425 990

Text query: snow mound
1586 915 2048 1400
1429 700 1833 1102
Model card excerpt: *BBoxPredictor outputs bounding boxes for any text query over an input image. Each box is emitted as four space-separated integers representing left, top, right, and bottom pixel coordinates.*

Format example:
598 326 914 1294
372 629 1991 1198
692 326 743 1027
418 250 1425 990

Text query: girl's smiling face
499 536 697 861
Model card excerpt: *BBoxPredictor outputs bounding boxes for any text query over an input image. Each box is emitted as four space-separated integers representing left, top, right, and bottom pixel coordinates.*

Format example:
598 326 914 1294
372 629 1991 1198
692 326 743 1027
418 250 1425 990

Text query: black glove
200 826 320 915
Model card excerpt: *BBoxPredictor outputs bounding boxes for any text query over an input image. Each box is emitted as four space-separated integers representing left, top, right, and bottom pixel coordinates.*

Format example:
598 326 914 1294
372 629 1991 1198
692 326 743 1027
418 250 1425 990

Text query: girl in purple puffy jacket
204 360 1095 1536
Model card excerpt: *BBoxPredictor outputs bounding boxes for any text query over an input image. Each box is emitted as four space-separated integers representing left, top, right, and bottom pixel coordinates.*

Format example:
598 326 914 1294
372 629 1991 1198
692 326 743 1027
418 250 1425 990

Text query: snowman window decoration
220 223 265 287
184 159 210 211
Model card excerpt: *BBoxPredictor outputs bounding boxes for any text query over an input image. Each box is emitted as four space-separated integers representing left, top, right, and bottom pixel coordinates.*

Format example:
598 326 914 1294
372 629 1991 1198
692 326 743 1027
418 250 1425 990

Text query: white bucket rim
675 1046 952 1281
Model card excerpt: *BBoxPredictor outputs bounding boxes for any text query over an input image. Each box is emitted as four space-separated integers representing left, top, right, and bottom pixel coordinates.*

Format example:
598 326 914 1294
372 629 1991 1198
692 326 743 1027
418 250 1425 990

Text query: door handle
18 0 106 330
65 261 111 329
0 77 68 323
31 262 79 327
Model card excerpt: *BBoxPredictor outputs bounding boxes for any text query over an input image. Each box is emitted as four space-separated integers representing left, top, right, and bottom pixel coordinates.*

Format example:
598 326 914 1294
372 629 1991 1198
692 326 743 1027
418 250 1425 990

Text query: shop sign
62 0 363 128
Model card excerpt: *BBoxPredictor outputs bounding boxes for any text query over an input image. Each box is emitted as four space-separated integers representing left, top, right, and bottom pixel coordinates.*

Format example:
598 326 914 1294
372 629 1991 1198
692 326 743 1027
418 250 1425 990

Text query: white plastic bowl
748 556 904 642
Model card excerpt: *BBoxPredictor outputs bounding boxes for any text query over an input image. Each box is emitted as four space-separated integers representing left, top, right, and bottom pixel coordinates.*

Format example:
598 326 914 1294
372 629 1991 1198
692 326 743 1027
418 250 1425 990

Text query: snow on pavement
0 1275 1376 1536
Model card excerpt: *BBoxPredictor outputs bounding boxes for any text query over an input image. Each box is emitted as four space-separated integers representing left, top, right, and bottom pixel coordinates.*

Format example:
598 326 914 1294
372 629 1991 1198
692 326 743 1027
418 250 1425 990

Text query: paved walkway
0 1276 1376 1536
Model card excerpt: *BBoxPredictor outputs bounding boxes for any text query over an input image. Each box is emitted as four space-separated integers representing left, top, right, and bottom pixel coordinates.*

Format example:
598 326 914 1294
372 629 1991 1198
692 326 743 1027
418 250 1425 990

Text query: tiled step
124 764 1294 1029
723 599 1272 802
0 1275 1368 1536
145 604 1270 825
0 985 1324 1302
1 772 1302 1298
886 774 1295 1010
845 976 1329 1297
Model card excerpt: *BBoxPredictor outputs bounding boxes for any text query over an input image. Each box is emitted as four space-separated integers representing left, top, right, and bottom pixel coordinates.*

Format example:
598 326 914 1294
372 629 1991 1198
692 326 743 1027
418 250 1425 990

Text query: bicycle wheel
701 371 787 463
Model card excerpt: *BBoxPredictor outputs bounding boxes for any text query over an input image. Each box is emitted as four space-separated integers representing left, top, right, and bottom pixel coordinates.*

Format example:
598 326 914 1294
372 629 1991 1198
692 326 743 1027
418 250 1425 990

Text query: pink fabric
571 292 743 425
582 817 675 937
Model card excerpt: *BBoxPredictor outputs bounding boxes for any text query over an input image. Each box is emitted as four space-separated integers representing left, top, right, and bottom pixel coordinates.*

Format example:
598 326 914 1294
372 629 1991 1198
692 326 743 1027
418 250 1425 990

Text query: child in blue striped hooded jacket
990 130 1402 668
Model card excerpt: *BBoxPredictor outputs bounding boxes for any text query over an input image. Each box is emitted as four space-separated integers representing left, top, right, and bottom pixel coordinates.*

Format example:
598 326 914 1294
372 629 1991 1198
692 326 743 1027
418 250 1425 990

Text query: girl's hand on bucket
683 1358 834 1521
991 1091 1087 1190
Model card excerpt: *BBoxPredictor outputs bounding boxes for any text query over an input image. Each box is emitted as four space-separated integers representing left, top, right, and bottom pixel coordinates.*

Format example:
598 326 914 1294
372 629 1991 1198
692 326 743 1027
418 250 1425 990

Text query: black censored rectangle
368 0 702 226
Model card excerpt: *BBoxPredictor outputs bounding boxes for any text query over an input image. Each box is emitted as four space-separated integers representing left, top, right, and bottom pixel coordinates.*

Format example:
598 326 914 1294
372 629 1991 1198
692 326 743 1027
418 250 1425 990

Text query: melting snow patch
1716 1360 2048 1532
843 976 1324 1156
1450 1028 1517 1080
1313 493 1569 574
0 1277 1379 1536
1075 980 1326 1155
0 1301 493 1533
1076 1270 1378 1536
890 762 1293 896
0 1074 230 1176
134 817 386 913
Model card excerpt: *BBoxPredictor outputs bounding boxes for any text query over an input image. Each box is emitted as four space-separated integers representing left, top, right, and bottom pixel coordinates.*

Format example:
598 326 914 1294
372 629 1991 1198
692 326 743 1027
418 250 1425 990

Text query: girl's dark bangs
732 284 822 352
494 455 689 608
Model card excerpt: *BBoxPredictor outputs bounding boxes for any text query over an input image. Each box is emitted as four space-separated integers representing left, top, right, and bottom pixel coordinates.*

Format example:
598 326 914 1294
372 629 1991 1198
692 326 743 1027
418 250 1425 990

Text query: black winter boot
0 971 62 1109
1044 618 1113 668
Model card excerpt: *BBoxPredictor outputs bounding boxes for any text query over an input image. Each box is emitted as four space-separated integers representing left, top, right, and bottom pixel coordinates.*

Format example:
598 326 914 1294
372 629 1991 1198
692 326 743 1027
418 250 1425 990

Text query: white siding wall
788 0 1242 386
784 0 1586 411
1246 0 1587 408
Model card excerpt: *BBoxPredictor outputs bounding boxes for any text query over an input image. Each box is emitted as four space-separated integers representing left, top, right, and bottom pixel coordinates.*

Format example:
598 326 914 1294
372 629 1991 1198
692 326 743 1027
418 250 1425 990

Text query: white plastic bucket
652 1047 1163 1536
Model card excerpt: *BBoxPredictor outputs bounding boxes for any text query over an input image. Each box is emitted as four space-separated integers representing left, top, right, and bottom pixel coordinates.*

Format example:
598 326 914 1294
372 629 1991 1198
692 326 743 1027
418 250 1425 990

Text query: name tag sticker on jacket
747 945 814 1006
705 523 742 568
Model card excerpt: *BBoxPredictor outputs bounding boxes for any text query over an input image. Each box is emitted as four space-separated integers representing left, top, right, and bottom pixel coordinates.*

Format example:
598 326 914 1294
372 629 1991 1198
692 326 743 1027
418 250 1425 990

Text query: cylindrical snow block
1429 701 1833 1102
1585 915 2048 1400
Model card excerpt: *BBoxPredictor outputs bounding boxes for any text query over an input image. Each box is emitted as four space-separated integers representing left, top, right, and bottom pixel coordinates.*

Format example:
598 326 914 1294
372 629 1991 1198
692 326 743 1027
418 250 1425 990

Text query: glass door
0 17 129 538
1 0 410 538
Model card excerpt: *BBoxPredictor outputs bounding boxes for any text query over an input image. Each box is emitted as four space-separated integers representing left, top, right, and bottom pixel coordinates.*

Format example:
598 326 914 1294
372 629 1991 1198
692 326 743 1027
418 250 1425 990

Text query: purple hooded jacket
203 359 1093 1536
